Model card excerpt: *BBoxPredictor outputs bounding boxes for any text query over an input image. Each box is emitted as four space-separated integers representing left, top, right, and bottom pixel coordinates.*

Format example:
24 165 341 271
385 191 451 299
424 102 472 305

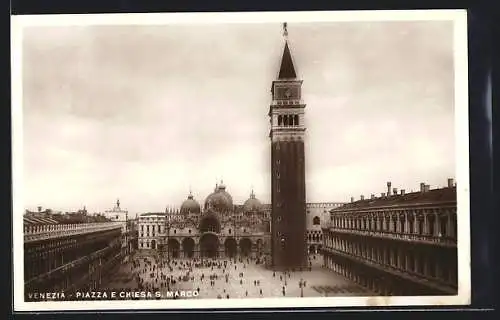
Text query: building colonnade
330 206 457 244
322 231 457 295
24 227 122 299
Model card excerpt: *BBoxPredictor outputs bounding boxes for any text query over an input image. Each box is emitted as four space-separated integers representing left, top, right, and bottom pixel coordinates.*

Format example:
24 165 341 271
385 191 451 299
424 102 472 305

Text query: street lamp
167 214 172 264
299 278 305 297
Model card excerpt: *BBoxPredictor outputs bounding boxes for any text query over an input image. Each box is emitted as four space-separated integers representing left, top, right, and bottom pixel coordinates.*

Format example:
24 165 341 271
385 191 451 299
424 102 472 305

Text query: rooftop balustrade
24 222 123 243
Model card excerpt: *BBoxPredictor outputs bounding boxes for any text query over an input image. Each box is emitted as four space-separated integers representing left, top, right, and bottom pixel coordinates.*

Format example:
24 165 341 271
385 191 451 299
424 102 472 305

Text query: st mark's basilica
137 184 271 261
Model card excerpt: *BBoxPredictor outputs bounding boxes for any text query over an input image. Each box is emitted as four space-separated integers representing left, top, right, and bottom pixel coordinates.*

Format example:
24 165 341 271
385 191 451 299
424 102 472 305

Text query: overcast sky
21 20 456 214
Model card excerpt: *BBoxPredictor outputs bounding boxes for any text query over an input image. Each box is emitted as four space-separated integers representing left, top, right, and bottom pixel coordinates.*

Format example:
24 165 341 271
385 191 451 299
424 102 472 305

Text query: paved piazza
103 252 374 299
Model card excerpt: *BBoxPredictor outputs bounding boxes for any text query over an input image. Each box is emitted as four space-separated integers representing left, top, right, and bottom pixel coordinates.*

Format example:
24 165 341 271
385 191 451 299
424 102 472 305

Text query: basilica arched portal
200 233 219 258
239 238 252 257
168 238 180 258
182 237 195 258
224 237 237 258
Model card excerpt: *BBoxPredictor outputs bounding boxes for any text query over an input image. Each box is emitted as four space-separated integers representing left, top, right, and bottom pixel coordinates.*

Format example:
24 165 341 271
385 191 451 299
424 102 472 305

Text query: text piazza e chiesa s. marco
23 23 458 301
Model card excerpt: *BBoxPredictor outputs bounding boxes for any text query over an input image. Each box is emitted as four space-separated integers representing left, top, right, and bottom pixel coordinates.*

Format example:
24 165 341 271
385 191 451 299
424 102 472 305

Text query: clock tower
269 23 307 269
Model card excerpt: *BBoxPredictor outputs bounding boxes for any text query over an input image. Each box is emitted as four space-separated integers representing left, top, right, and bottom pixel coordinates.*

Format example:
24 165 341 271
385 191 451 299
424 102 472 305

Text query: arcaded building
322 179 458 295
137 182 271 260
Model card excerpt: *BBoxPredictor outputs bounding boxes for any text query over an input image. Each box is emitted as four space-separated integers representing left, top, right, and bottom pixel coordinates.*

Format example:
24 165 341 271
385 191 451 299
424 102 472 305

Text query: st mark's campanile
269 23 307 269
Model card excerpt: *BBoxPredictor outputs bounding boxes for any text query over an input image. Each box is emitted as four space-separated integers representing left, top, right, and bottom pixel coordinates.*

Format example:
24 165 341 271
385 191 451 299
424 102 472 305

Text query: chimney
447 178 454 188
420 182 425 192
37 206 42 212
393 188 398 195
381 192 386 197
387 181 392 196
360 195 365 201
424 184 430 192
371 194 375 200
400 189 405 195
350 196 354 203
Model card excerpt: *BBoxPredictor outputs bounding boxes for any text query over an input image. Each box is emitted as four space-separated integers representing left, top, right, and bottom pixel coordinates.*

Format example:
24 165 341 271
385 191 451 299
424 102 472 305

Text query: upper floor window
439 216 448 236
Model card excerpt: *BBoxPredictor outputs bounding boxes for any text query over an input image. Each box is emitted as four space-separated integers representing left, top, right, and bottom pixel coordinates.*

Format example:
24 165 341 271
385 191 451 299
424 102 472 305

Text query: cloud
19 20 456 214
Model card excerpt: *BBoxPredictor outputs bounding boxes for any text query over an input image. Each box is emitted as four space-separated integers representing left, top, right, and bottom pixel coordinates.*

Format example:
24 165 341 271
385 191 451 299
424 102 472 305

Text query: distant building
104 199 128 223
322 179 458 295
103 200 135 256
305 202 344 254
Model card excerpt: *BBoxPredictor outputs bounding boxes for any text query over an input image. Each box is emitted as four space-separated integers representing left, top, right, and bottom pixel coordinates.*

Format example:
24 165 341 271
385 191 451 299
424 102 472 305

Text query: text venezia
27 290 199 300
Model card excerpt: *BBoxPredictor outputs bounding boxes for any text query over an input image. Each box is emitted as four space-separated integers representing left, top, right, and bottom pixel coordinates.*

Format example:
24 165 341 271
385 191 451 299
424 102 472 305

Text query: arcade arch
182 237 195 258
224 237 237 258
200 233 219 258
167 239 180 258
239 238 252 257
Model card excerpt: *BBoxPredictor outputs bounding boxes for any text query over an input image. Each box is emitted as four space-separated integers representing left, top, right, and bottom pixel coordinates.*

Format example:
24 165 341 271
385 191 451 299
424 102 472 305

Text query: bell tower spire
278 22 297 80
269 22 307 270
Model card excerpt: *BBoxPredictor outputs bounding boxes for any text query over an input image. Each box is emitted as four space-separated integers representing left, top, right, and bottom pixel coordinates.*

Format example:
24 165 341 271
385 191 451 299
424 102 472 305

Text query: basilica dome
180 193 201 215
243 190 262 212
204 182 233 213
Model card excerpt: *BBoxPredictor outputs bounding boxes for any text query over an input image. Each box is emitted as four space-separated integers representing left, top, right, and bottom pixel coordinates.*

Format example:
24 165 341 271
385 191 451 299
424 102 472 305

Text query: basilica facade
137 182 271 260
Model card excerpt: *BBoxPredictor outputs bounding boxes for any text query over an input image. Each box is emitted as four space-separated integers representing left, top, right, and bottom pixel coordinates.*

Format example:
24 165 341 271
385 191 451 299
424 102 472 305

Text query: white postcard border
11 9 470 311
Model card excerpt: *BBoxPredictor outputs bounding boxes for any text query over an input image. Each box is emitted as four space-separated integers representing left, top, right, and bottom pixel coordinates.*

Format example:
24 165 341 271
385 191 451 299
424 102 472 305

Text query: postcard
11 10 470 311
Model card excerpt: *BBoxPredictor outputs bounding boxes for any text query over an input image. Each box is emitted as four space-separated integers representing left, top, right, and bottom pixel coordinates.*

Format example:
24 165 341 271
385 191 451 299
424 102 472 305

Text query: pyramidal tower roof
277 22 297 79
278 41 297 79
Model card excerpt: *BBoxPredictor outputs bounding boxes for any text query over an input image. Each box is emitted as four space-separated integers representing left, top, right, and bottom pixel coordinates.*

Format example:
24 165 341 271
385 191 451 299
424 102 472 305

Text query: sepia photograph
11 10 470 311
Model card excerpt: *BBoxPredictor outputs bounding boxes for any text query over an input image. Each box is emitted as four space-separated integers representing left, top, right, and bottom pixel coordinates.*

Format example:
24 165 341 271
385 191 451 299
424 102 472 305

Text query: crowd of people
122 253 313 299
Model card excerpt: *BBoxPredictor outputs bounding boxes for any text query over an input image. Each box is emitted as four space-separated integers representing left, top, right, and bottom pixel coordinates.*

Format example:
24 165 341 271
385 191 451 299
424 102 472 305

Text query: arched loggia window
294 114 299 126
313 216 320 225
284 115 289 126
278 115 283 126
